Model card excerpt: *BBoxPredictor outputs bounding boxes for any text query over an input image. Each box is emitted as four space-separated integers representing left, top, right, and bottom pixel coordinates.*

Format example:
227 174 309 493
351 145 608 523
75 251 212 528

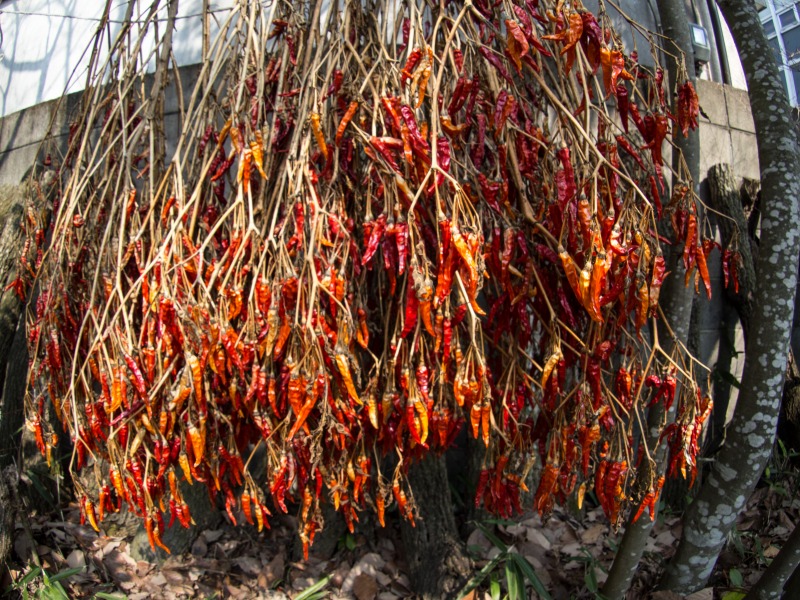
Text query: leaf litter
5 466 799 599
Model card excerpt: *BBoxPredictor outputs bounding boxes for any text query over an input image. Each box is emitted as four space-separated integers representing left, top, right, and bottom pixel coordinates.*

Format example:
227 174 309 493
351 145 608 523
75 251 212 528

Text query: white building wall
713 5 749 90
0 0 235 118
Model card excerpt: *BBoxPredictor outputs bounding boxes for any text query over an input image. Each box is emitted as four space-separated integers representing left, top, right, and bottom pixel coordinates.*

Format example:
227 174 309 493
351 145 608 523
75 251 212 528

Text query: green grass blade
294 575 331 600
457 552 507 599
504 560 524 600
509 553 552 600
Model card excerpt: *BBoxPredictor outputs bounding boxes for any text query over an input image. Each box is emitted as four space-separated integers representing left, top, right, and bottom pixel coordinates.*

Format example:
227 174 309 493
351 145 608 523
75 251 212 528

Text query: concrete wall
696 79 759 182
0 0 233 118
1 0 666 120
693 79 760 422
0 62 203 186
0 93 73 185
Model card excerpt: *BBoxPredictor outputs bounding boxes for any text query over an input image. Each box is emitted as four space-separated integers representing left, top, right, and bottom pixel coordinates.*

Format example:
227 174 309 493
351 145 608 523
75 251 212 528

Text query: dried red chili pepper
649 253 667 309
695 244 712 299
395 220 408 275
335 101 358 147
534 463 559 516
600 47 634 97
440 115 468 139
615 83 630 133
400 49 423 86
369 136 402 172
677 81 700 137
479 47 514 84
325 69 344 99
543 11 583 72
401 276 419 338
682 213 697 272
362 214 387 268
646 113 670 187
505 20 530 72
471 113 486 168
432 137 451 191
615 135 646 171
414 49 433 108
398 18 410 54
558 246 581 301
448 76 470 115
399 105 430 155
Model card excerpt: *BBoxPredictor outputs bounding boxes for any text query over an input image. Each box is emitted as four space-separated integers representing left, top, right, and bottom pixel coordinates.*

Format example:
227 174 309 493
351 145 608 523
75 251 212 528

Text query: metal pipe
707 0 731 85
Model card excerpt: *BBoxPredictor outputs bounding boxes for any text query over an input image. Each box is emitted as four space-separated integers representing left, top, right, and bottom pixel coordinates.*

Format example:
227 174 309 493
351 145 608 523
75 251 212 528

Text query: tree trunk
400 455 471 599
661 0 800 593
601 0 700 596
0 179 37 571
706 165 760 454
0 466 15 578
778 363 800 453
707 163 758 340
784 560 800 598
745 522 800 599
0 185 27 468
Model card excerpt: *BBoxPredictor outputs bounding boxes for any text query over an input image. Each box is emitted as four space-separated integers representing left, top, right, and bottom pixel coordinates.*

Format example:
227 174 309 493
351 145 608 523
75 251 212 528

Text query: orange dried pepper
335 352 361 405
309 112 329 161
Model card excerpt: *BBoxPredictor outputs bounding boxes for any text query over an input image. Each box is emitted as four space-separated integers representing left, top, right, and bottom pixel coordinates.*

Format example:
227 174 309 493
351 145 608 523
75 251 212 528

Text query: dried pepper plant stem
15 0 722 554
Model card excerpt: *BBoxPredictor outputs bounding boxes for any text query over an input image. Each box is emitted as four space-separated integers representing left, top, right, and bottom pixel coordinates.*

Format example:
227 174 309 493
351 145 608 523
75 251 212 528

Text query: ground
3 463 798 600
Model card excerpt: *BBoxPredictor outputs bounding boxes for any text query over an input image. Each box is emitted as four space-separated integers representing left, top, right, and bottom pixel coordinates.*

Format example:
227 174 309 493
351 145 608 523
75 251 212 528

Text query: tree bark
0 180 36 572
707 163 758 339
0 185 27 468
745 522 800 599
661 0 800 593
400 455 471 599
0 466 16 579
601 0 700 596
706 165 759 453
778 360 800 453
784 560 800 598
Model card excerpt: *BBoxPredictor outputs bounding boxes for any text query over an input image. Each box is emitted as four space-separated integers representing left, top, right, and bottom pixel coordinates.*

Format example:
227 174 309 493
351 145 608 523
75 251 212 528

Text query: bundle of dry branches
15 0 724 554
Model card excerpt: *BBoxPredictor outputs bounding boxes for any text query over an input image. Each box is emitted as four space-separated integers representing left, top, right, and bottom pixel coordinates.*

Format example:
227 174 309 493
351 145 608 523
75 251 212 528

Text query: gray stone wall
0 64 202 186
697 79 759 181
0 95 73 185
694 79 760 423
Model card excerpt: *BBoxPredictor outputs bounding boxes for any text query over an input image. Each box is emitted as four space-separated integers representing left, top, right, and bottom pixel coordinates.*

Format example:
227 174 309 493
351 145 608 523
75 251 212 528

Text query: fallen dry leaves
5 471 799 600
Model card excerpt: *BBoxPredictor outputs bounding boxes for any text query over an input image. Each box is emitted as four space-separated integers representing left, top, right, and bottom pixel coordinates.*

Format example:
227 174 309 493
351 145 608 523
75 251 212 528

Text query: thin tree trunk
661 0 800 592
745 523 800 599
400 455 471 599
784 560 800 598
0 180 35 570
0 466 15 578
0 187 27 465
707 163 757 339
601 0 699 596
706 165 759 454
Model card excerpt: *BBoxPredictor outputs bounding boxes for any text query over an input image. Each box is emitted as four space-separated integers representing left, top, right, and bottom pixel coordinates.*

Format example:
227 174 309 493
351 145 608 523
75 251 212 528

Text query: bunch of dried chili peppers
16 0 729 554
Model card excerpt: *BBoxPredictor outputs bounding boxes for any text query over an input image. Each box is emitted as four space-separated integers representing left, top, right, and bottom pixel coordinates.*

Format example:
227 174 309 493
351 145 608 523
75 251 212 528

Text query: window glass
780 9 798 29
770 36 784 63
764 19 777 36
781 67 791 99
784 25 800 60
792 68 800 103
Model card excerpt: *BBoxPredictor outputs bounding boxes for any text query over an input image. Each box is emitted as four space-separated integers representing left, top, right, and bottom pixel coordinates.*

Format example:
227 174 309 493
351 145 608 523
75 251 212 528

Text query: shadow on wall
582 0 659 67
1 0 93 116
0 0 233 119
